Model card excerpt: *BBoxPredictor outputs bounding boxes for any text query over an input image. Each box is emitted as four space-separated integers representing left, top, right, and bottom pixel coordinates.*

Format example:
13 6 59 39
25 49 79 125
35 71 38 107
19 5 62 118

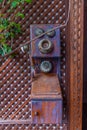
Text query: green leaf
2 44 12 54
4 32 11 39
7 47 12 53
0 25 5 31
2 19 9 27
10 53 16 58
0 34 6 44
2 44 8 51
18 0 25 4
0 34 4 38
16 12 25 18
0 43 12 56
11 1 19 8
0 18 9 29
9 22 21 36
0 0 3 3
10 32 15 38
0 45 6 56
0 48 3 55
25 0 32 3
0 38 6 44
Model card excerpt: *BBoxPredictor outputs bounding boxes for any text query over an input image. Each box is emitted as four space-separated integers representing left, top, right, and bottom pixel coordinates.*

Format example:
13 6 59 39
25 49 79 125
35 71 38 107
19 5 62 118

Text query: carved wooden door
83 0 87 129
0 0 83 130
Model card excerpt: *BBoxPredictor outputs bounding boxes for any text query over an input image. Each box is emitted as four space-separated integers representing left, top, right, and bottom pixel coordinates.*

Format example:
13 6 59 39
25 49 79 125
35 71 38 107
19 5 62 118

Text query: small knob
34 112 39 116
21 45 29 53
38 39 54 54
34 28 44 37
47 29 56 38
40 61 52 73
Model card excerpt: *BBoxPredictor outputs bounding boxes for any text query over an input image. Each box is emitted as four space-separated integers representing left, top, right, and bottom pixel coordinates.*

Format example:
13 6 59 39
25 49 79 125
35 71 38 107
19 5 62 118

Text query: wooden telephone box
30 24 62 124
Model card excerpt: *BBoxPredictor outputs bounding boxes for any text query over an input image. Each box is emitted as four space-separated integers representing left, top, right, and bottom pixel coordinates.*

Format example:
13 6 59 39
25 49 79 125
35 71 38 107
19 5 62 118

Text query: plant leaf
2 43 12 54
0 44 12 56
0 25 5 31
25 0 32 3
16 12 25 18
11 1 18 8
0 48 3 55
4 32 11 39
0 0 3 3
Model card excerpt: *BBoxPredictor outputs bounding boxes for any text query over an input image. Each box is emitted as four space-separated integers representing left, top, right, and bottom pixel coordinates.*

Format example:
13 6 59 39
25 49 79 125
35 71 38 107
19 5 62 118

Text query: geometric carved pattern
0 124 67 130
0 1 68 129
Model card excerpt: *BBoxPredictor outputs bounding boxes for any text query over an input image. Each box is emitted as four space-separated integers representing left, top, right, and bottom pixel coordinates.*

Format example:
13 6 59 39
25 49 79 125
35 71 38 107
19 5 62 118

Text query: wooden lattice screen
0 0 83 130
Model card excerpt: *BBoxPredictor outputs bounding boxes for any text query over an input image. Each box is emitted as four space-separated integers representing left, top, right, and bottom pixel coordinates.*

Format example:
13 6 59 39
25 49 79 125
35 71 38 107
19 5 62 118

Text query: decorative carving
69 0 83 129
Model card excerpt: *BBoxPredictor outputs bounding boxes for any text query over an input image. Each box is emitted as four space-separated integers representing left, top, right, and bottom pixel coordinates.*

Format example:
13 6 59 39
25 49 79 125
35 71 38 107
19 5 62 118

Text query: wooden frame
68 0 84 129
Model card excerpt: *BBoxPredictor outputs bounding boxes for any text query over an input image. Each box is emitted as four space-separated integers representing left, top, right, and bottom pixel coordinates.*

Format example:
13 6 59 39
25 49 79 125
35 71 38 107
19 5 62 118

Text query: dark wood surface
84 0 87 103
31 100 62 124
83 0 87 129
83 104 87 130
31 74 62 124
31 74 62 99
68 0 84 129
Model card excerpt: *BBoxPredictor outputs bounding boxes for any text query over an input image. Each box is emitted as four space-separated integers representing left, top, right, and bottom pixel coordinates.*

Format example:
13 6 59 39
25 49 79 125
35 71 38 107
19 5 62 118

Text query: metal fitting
21 45 29 53
40 61 52 73
38 39 54 54
34 27 44 37
46 29 56 38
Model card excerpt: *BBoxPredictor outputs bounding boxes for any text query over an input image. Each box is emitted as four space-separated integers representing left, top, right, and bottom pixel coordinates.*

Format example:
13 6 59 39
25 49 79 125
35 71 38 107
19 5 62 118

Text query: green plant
0 0 32 56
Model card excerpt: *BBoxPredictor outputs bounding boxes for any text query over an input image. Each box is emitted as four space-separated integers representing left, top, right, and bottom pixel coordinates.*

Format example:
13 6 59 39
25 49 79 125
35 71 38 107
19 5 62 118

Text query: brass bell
38 39 54 54
34 27 44 37
40 61 52 73
47 29 56 38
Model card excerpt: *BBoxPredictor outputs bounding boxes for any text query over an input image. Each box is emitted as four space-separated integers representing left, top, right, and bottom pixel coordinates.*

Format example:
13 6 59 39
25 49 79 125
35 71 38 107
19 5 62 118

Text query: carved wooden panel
69 0 84 129
0 0 83 130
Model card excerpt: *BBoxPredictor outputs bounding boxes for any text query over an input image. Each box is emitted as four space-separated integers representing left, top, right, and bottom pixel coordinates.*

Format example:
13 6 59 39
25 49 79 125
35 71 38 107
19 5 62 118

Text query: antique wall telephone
0 2 70 124
30 24 62 124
